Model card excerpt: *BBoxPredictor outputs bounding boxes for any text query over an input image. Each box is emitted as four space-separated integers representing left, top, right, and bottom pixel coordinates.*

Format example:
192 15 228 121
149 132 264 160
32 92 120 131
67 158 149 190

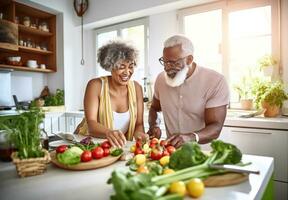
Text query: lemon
169 181 186 196
159 155 170 166
163 168 175 175
186 178 205 198
135 154 146 165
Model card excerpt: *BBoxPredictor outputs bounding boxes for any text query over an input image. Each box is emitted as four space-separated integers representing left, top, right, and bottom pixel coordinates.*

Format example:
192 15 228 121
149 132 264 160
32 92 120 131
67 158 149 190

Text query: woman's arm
133 81 146 141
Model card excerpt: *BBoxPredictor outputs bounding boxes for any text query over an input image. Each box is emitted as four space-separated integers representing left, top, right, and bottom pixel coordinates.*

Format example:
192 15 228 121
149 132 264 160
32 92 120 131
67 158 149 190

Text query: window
179 0 279 103
94 18 148 86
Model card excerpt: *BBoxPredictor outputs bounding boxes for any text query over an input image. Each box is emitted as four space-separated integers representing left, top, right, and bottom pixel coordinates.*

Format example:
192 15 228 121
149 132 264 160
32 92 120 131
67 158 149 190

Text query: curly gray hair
97 40 139 72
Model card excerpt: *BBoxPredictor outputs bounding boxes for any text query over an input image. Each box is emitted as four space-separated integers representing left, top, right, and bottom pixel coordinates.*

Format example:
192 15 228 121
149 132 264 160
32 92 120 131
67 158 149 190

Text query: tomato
92 147 104 159
150 149 162 160
149 142 157 149
130 145 136 153
162 149 170 157
160 140 168 147
163 168 175 175
169 181 186 196
103 148 110 157
166 146 176 155
136 140 142 148
186 178 205 198
56 145 68 153
101 140 111 149
134 148 144 155
150 138 159 145
81 150 92 162
137 165 149 174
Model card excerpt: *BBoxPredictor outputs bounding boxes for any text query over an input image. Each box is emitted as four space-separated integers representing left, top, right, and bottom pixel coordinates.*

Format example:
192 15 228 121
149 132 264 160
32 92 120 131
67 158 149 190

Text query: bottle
40 128 49 150
143 77 149 103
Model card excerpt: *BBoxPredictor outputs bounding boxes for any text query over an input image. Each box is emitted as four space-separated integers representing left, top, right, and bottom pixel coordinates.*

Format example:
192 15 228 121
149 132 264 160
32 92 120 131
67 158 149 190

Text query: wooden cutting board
50 151 121 170
203 172 248 187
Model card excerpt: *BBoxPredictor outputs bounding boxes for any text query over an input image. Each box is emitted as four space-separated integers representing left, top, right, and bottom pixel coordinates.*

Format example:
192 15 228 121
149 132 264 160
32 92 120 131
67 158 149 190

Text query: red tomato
56 145 68 153
150 150 162 160
103 148 110 157
92 147 104 159
150 138 159 145
149 143 157 149
162 149 170 157
101 141 111 149
134 148 144 155
81 150 92 162
166 146 176 155
160 140 168 147
136 140 142 148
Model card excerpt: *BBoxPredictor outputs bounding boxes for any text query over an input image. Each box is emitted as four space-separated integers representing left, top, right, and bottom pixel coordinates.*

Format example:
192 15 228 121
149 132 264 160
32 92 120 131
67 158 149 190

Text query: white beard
164 65 189 87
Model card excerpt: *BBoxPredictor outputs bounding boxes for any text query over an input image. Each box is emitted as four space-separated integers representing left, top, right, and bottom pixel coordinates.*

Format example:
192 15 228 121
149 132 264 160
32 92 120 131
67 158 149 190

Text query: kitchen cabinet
43 112 65 136
214 126 288 200
0 1 56 73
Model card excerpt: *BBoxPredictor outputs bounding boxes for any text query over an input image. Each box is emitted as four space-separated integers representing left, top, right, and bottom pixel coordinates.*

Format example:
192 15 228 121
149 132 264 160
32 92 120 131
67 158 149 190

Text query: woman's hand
105 130 127 148
135 132 149 143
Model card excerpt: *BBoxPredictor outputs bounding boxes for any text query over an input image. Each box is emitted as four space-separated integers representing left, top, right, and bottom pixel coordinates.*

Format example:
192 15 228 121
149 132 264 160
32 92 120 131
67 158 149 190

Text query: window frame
94 18 149 78
177 0 281 91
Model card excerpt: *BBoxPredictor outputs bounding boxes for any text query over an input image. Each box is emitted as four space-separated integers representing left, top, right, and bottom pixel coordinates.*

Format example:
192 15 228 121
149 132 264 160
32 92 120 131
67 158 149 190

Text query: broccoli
169 142 208 170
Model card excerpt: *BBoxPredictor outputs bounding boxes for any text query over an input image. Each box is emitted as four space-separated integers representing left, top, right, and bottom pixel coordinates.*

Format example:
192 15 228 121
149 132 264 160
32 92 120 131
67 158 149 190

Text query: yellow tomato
159 155 170 166
163 168 175 175
130 145 136 153
135 154 146 166
186 178 205 198
142 143 150 153
169 181 186 196
137 165 149 174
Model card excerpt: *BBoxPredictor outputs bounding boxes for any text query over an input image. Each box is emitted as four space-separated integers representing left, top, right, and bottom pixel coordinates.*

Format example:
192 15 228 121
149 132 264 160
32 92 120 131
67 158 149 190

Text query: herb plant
44 89 64 106
257 55 277 70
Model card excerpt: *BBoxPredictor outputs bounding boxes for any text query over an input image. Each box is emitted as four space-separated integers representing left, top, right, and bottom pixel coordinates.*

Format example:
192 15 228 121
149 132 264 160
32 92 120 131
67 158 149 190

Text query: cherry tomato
103 148 110 157
136 140 142 148
186 178 205 198
101 140 111 149
160 140 168 147
150 149 162 160
134 148 144 155
162 149 170 157
149 142 157 149
92 147 104 159
56 145 68 153
166 146 176 155
150 138 159 145
81 150 92 162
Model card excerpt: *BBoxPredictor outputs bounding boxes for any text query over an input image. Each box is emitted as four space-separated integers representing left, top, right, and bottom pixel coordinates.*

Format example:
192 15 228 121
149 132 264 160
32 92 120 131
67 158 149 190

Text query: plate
49 140 72 148
50 151 122 170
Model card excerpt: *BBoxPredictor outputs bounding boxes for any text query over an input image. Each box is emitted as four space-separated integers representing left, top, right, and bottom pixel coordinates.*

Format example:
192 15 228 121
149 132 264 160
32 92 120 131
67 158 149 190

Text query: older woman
75 40 146 148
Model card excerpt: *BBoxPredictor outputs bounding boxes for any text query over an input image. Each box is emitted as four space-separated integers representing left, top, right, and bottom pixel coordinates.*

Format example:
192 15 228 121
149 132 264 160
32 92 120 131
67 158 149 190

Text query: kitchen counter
0 154 273 200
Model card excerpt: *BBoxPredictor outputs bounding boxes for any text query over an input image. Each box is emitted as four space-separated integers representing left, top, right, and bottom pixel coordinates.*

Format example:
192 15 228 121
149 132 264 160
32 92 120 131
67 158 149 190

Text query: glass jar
40 21 49 32
23 16 30 27
27 38 32 48
40 129 49 150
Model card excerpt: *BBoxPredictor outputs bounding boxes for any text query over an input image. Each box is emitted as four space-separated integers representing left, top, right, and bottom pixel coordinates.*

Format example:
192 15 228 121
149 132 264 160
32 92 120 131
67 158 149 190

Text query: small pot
240 99 253 110
261 101 280 117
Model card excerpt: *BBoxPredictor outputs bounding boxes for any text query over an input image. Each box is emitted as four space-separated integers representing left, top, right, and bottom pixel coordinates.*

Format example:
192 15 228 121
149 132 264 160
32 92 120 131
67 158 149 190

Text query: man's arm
197 105 227 144
167 105 227 147
147 96 162 139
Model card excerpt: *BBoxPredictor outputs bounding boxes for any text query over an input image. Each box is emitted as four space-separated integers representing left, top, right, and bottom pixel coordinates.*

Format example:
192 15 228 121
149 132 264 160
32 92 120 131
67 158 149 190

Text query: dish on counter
49 140 73 148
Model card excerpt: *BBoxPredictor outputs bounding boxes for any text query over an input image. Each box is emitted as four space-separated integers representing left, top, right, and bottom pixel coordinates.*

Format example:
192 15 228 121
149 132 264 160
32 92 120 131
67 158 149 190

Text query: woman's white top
113 111 130 133
101 78 130 133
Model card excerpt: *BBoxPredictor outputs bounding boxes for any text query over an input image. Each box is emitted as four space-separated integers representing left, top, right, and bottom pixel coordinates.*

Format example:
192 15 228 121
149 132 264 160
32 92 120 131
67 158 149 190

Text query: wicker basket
11 149 51 178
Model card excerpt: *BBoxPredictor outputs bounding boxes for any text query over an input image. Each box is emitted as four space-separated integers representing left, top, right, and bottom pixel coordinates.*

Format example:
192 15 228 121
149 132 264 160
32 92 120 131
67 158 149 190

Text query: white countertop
0 154 274 200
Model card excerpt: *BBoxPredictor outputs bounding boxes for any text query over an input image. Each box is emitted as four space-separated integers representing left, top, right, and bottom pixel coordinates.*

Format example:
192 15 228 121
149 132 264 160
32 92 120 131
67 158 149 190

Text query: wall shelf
18 24 53 37
0 64 54 73
19 46 53 55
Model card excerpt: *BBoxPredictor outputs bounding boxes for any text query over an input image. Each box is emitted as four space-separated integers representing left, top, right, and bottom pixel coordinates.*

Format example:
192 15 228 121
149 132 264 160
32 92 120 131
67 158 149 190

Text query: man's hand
166 133 196 148
135 132 149 143
105 130 127 148
146 126 162 139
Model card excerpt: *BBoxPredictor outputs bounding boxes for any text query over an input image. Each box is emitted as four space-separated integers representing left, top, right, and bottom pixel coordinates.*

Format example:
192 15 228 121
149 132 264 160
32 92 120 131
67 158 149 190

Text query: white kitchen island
0 154 273 200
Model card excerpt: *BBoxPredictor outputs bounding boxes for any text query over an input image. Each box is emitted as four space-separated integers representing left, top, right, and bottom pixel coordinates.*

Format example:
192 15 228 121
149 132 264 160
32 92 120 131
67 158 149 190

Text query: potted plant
257 55 277 76
252 80 288 117
234 76 254 110
0 109 50 177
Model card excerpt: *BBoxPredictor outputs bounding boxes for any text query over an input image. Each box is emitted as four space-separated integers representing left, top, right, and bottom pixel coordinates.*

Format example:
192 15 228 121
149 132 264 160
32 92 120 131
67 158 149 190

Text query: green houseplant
257 55 277 76
234 76 254 110
252 80 288 117
0 109 51 177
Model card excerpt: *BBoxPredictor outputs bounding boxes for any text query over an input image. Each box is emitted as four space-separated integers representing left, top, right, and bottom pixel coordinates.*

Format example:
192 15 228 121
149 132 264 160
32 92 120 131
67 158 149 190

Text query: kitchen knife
209 164 260 174
52 132 79 145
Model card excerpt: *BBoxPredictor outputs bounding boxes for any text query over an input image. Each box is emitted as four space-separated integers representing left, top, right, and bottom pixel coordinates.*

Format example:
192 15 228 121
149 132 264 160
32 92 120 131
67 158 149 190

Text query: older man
147 35 229 148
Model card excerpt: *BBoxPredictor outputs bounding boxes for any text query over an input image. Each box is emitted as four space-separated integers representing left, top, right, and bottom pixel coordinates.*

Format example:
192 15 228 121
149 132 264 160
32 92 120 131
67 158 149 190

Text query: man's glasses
159 56 187 68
